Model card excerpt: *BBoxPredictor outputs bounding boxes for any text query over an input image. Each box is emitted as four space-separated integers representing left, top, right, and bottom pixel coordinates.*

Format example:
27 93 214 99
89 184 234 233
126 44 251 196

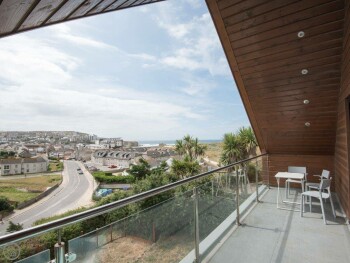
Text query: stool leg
301 195 303 217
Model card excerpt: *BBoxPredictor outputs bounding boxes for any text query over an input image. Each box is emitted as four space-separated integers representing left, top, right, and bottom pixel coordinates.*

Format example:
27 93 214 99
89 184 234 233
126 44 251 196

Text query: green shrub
7 221 23 233
92 172 135 184
92 194 102 201
246 163 259 182
0 196 14 213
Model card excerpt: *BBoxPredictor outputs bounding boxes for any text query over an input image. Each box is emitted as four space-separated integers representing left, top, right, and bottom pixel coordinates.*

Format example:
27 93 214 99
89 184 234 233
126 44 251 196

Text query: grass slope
0 175 61 203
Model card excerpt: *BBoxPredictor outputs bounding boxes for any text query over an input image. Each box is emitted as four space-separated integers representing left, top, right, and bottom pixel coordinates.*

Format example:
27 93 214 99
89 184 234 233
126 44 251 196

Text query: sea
138 139 222 147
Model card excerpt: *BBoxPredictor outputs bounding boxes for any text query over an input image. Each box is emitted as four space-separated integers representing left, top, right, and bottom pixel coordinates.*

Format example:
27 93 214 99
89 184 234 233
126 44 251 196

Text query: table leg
277 177 280 209
301 180 304 193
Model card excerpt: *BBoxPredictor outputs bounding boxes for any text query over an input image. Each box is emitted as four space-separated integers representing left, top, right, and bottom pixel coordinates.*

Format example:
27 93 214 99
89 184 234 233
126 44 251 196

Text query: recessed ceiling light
305 122 311 127
298 31 305 38
301 69 308 75
303 99 310 104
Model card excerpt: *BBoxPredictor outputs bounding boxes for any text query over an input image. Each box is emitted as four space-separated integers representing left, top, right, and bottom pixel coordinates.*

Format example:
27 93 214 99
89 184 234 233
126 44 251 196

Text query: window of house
4 165 9 169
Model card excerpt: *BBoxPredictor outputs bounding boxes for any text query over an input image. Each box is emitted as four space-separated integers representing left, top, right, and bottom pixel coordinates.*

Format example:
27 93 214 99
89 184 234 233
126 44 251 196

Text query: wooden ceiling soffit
0 0 165 38
206 0 266 151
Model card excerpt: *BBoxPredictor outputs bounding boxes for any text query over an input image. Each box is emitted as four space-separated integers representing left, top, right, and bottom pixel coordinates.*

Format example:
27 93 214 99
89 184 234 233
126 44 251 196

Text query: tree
128 159 151 180
175 139 185 156
152 161 168 175
220 126 258 174
193 138 207 160
183 135 194 161
0 151 15 159
7 221 23 233
175 135 207 161
0 196 14 213
220 133 243 166
132 172 173 209
238 126 257 158
171 158 200 179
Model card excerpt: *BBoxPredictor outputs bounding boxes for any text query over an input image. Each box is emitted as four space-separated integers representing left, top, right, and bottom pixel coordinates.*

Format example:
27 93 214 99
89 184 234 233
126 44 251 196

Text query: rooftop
0 157 47 164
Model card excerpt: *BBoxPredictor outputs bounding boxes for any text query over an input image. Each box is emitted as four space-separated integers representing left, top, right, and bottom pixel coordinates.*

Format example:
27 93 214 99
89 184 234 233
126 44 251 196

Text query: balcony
207 188 350 263
0 0 349 262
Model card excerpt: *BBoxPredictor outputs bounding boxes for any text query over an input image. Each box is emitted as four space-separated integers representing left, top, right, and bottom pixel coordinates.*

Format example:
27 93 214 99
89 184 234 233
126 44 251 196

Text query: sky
0 0 250 141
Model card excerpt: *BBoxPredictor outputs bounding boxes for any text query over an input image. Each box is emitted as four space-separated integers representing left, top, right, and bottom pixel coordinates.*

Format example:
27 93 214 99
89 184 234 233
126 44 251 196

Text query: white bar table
275 172 304 211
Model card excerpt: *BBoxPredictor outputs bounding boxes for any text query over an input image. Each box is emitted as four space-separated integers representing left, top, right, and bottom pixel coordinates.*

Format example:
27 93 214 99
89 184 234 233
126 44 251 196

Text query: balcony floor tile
207 188 350 263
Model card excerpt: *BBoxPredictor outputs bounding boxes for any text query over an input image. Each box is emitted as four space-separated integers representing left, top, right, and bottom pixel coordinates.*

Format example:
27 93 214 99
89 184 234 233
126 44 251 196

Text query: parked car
96 189 113 197
108 165 117 168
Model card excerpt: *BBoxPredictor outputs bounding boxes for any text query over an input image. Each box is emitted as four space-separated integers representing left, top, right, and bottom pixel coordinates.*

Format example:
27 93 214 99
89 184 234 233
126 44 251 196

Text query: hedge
92 172 135 184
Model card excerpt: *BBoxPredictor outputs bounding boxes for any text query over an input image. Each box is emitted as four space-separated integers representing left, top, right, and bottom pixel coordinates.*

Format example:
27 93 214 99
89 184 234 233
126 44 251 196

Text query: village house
91 151 141 168
145 148 177 162
0 157 48 176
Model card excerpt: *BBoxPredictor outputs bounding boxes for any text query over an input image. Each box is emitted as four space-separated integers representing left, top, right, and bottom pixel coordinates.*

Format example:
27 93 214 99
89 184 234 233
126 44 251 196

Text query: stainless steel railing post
54 229 65 263
267 154 270 189
110 225 113 242
193 187 200 263
235 165 240 226
256 158 259 203
96 228 99 248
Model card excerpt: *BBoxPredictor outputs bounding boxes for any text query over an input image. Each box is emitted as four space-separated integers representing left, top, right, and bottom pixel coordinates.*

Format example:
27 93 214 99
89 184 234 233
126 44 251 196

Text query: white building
145 148 177 162
0 157 48 176
91 151 141 168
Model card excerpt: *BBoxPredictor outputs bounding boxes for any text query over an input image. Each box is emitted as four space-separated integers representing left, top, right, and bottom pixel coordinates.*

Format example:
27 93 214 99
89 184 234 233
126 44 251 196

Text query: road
0 161 95 235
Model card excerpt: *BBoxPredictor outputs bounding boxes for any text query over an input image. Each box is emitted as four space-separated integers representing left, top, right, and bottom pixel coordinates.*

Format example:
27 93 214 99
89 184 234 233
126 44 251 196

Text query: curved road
0 161 95 235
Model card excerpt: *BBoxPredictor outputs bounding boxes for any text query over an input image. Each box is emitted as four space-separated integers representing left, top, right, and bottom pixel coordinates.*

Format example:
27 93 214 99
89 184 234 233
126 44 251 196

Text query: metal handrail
0 153 267 246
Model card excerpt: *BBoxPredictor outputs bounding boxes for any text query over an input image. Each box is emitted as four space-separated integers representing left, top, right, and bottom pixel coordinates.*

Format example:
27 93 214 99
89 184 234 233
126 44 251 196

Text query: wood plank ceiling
206 0 345 155
0 0 164 38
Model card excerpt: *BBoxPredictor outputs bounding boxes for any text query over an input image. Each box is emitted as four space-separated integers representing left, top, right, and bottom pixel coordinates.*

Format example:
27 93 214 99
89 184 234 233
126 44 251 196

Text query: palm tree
193 138 207 160
183 135 194 161
220 133 243 166
238 127 257 158
175 135 207 161
175 139 185 156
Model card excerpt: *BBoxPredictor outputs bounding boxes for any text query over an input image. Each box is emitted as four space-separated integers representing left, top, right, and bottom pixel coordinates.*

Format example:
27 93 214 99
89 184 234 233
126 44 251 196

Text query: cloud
0 34 79 87
181 77 216 96
0 0 246 140
50 23 157 63
151 3 230 77
0 30 204 139
187 0 202 9
159 22 190 39
128 52 156 61
50 24 116 50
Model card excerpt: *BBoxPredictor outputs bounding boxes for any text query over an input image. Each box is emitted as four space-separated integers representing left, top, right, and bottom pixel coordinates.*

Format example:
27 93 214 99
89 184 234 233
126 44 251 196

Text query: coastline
139 139 222 147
